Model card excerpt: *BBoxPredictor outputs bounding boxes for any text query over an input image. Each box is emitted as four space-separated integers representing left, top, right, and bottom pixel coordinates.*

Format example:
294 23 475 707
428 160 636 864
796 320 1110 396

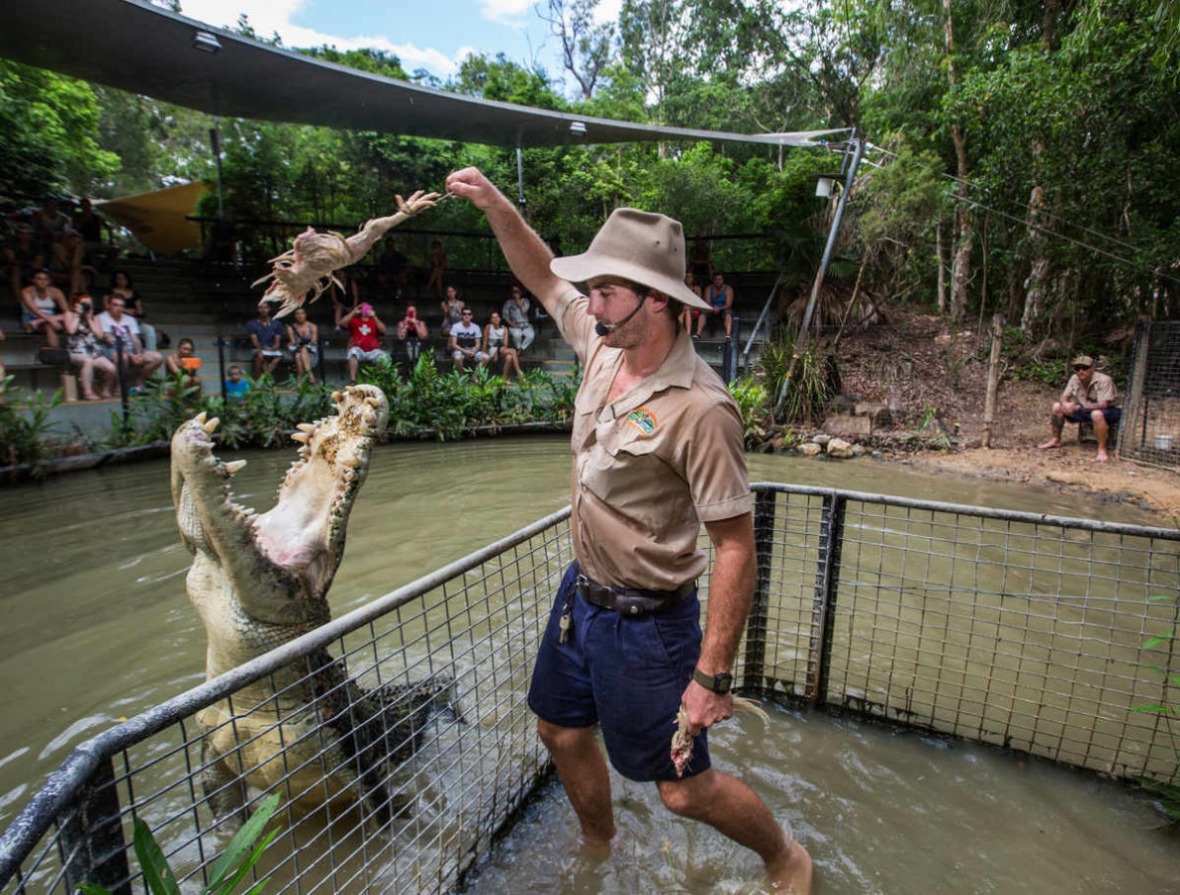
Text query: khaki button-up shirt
553 287 752 591
1061 370 1118 407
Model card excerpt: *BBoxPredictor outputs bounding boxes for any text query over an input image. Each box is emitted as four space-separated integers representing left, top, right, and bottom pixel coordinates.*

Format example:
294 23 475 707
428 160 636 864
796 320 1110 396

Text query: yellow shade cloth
96 182 209 254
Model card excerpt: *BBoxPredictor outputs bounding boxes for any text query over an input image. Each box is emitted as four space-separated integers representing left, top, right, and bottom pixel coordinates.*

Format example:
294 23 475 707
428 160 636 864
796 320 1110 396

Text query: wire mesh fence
2 487 1178 895
1120 320 1180 468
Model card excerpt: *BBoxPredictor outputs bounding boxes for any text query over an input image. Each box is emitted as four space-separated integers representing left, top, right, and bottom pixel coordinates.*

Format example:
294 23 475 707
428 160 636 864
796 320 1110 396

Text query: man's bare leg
658 769 812 893
1093 412 1110 462
1038 403 1067 449
536 720 616 848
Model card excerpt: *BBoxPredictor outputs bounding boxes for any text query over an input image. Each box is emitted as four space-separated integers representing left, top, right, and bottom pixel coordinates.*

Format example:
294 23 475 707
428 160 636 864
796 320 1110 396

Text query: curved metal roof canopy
0 0 843 150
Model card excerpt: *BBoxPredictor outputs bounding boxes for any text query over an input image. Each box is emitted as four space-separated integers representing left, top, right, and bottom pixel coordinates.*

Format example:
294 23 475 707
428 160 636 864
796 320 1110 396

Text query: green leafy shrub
0 378 62 475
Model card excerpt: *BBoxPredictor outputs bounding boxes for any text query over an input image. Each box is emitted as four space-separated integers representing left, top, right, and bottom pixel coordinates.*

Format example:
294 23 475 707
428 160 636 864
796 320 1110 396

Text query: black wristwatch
693 667 733 694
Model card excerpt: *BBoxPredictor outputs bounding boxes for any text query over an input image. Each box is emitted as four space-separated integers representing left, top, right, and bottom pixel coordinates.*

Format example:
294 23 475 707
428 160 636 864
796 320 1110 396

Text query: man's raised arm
445 168 569 316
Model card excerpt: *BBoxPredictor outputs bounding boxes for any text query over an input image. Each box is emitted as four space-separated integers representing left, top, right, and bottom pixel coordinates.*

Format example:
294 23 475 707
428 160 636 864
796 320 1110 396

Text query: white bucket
1154 434 1174 451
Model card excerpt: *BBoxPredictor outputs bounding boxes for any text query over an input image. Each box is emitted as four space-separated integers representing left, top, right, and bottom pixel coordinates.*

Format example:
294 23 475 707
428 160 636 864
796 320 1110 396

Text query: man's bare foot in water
765 835 813 894
1037 438 1061 450
1096 450 1109 462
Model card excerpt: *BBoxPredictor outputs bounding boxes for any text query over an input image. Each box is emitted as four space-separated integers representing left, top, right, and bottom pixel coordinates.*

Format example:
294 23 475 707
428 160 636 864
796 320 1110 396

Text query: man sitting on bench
1037 354 1121 463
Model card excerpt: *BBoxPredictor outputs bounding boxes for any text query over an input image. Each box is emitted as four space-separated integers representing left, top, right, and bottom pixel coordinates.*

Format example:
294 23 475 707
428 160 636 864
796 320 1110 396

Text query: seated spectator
5 222 45 302
425 239 446 302
483 310 521 379
503 285 535 352
680 271 704 337
104 270 159 351
97 294 164 393
73 198 116 271
448 307 487 372
247 301 285 378
31 197 85 295
698 272 734 339
1037 355 1122 463
439 284 465 337
376 238 409 298
286 307 319 383
65 294 116 400
337 302 389 383
225 365 251 399
21 269 68 347
396 303 428 369
165 337 203 394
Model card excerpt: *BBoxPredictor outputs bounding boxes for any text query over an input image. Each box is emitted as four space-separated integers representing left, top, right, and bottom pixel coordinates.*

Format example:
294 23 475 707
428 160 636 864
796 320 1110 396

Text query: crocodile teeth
195 411 208 424
224 460 247 474
290 431 309 444
339 455 360 468
297 423 316 433
203 417 220 435
332 390 343 402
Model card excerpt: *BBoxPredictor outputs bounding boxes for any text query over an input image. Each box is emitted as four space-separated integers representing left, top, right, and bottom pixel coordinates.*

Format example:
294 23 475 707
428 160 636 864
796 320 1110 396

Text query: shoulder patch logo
625 407 658 437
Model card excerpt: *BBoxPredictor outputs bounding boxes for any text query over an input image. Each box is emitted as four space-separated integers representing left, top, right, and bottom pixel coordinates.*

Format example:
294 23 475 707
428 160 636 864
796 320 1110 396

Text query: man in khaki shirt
1037 354 1121 462
446 167 813 893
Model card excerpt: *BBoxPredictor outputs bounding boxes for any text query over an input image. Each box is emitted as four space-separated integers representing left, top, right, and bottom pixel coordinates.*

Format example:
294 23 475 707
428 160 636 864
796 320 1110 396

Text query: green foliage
79 792 281 895
1131 594 1180 824
728 377 769 448
0 379 62 475
759 335 836 425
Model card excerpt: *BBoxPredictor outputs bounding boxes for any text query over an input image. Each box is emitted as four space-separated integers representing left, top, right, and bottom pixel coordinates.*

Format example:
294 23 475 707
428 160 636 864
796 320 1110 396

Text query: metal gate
1119 320 1180 468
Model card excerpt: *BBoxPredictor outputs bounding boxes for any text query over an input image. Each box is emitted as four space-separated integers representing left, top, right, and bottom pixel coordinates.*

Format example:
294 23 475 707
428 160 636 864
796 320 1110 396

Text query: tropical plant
759 334 837 425
728 376 769 448
0 378 62 476
80 792 281 895
1132 594 1180 824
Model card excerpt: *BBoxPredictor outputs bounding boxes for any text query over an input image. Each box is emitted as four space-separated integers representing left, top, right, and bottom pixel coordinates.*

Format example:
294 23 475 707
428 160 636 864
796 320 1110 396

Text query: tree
541 0 617 101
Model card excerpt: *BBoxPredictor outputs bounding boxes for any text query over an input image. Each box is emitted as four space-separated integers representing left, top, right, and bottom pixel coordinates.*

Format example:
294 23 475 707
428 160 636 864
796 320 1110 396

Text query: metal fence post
741 489 777 693
805 492 845 706
216 335 228 401
59 757 130 895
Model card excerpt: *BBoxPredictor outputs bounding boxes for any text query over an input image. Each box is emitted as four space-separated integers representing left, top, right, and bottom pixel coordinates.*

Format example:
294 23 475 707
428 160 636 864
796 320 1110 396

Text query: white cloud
176 1 468 76
478 0 534 24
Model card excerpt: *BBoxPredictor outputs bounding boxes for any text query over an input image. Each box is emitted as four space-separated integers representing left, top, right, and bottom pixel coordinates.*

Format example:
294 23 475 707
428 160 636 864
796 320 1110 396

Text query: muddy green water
0 437 1176 892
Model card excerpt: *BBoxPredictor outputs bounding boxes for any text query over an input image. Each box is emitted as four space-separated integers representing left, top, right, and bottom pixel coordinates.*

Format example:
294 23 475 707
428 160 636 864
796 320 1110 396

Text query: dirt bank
829 309 1180 523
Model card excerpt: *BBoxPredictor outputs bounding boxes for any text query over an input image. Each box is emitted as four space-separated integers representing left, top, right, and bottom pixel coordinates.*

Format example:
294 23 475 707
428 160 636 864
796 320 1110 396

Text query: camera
79 300 91 312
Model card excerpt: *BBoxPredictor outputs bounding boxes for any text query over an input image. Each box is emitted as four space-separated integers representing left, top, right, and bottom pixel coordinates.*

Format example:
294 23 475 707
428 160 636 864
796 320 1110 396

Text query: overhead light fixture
814 174 840 198
569 121 587 137
192 30 222 54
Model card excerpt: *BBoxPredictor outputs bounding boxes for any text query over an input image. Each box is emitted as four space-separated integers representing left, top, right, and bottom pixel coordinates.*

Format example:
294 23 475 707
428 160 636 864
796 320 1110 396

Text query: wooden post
1118 319 1151 461
982 313 1004 449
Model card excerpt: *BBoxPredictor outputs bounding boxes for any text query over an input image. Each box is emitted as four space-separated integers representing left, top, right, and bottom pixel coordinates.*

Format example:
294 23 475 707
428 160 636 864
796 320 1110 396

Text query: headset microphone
594 294 648 338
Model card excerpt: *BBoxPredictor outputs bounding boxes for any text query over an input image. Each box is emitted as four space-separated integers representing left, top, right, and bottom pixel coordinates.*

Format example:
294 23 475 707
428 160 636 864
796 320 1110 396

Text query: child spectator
286 307 319 383
165 337 203 394
225 365 251 399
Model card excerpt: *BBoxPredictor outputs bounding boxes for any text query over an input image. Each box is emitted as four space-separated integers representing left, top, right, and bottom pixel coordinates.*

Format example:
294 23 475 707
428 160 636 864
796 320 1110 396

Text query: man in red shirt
336 302 389 383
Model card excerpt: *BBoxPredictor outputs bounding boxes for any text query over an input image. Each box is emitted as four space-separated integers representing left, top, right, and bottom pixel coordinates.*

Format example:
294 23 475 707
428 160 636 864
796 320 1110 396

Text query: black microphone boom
594 295 647 338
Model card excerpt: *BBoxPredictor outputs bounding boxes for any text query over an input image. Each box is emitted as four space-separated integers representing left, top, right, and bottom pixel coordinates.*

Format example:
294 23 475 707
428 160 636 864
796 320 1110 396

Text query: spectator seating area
3 252 772 409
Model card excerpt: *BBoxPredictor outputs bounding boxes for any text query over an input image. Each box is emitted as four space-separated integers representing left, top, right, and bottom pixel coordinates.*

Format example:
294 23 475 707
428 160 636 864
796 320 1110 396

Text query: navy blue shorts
528 563 710 782
1065 406 1122 425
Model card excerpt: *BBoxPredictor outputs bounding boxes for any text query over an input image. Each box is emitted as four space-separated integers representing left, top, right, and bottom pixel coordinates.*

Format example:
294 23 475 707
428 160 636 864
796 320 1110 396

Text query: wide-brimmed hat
1072 355 1095 369
550 208 711 310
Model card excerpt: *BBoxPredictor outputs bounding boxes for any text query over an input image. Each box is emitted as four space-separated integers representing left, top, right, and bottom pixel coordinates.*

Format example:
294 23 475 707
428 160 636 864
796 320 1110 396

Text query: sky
173 0 622 85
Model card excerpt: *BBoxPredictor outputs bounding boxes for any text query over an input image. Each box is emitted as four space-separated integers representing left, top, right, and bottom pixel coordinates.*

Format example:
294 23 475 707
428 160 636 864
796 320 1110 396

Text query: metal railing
3 487 1179 894
1120 320 1180 469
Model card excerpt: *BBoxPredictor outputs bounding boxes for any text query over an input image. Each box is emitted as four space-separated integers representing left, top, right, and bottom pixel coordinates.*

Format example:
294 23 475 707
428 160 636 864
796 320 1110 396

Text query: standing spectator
424 239 447 302
165 337 203 395
97 295 163 392
286 307 319 383
4 222 45 301
247 301 285 378
376 238 409 298
396 303 429 369
31 197 85 295
439 284 465 337
448 307 487 372
65 294 116 400
697 272 734 339
483 310 521 379
104 271 158 351
20 270 68 347
338 302 389 383
73 198 115 271
225 365 251 399
503 285 535 352
690 235 713 286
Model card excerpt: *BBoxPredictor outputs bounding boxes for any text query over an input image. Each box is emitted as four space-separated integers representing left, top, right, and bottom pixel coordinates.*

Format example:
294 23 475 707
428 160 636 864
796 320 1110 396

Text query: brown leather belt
575 572 696 617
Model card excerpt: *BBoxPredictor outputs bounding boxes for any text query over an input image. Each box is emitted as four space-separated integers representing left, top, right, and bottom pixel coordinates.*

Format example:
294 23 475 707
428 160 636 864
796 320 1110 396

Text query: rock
798 442 823 457
853 402 893 428
813 434 833 446
851 444 867 457
871 451 884 459
827 438 855 458
823 415 872 438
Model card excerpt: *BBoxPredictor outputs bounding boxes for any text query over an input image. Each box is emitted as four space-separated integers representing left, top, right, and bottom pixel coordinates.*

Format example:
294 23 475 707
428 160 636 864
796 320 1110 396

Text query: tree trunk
945 0 972 322
936 220 947 315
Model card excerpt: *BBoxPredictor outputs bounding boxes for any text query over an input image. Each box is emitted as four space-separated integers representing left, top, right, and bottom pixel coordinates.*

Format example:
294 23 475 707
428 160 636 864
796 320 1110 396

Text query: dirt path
831 308 1180 525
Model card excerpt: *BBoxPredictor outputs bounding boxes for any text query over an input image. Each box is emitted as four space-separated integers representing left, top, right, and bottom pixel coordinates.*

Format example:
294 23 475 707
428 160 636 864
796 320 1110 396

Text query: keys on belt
574 573 695 617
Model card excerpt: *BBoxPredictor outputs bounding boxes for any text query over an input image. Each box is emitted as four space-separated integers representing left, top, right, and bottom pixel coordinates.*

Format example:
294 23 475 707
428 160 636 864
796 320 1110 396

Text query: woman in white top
482 310 521 379
20 269 68 347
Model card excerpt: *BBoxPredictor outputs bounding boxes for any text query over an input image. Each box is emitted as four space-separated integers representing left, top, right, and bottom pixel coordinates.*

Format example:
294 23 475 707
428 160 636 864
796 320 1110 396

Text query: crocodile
171 384 451 824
